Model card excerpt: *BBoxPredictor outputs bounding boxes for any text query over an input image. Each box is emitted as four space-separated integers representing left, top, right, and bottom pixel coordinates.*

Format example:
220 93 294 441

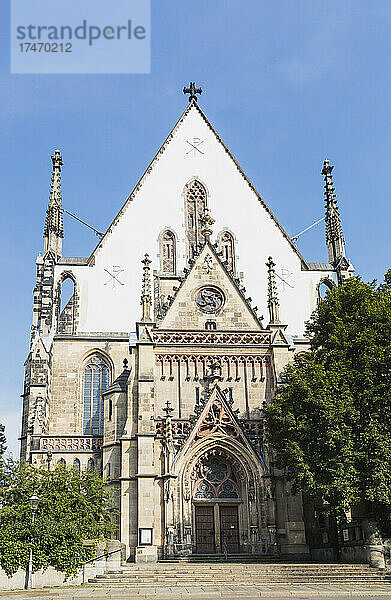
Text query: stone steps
87 562 391 587
94 576 391 585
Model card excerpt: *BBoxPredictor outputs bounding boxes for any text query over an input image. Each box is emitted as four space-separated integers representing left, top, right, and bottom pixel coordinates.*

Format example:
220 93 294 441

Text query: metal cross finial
183 82 202 102
163 399 174 417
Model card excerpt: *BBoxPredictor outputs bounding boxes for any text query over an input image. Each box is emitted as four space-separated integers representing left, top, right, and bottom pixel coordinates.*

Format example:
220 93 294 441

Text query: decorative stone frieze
40 436 103 451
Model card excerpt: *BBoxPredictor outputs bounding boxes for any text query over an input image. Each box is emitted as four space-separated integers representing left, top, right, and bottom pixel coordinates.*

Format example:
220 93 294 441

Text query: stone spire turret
43 150 64 258
140 254 152 322
267 256 280 325
321 159 345 266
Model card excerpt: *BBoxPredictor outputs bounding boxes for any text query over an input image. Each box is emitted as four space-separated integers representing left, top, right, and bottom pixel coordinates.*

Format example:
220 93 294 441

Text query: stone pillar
135 322 158 563
106 540 123 570
281 483 309 556
364 519 385 569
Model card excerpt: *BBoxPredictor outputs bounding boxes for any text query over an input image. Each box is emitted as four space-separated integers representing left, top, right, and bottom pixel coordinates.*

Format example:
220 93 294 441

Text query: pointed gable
159 241 262 330
63 95 329 337
87 100 307 266
181 386 252 451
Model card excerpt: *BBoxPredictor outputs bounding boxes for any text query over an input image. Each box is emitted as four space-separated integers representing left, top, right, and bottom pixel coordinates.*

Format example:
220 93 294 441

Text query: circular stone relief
195 286 225 314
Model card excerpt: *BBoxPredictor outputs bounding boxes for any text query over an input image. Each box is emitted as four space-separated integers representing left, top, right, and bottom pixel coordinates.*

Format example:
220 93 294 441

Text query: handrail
222 541 228 561
82 547 122 584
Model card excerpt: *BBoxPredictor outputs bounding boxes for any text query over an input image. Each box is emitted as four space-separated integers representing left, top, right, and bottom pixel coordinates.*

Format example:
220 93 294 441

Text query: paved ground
0 584 391 600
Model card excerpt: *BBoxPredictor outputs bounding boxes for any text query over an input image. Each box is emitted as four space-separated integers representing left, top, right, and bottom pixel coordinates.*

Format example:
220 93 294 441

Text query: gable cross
183 82 202 102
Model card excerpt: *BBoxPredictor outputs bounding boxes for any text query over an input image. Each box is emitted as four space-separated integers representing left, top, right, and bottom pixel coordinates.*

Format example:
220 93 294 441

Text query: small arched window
73 458 80 472
57 274 77 334
184 180 207 257
160 230 176 274
317 278 335 303
83 356 110 436
57 458 66 468
219 231 235 273
108 398 113 422
87 458 95 471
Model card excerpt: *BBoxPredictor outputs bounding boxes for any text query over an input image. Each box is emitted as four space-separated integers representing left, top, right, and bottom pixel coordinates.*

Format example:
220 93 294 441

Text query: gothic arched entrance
190 449 247 554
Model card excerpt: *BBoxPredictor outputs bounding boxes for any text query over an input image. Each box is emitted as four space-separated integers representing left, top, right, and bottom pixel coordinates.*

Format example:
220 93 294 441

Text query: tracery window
83 356 110 436
184 180 207 257
219 231 235 273
193 457 240 499
73 458 80 472
160 230 176 274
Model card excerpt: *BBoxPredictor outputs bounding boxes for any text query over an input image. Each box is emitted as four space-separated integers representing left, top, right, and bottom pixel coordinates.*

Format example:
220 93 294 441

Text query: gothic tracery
184 179 207 257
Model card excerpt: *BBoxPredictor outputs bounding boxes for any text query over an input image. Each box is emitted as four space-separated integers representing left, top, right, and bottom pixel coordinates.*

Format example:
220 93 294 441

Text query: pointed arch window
184 180 207 257
160 230 176 274
57 273 77 334
83 356 110 436
219 231 235 273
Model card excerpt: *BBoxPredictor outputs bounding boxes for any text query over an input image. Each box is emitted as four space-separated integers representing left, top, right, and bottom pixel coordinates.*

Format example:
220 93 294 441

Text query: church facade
20 86 354 562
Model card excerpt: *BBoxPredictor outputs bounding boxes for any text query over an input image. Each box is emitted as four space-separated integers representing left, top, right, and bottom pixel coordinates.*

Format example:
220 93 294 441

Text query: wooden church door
195 505 215 553
220 505 239 553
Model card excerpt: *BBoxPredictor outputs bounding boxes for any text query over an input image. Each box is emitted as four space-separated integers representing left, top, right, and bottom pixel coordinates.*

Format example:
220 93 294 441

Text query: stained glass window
83 356 110 436
193 457 240 499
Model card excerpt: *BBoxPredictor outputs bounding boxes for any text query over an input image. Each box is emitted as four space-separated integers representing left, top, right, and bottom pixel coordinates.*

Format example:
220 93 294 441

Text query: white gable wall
54 105 337 336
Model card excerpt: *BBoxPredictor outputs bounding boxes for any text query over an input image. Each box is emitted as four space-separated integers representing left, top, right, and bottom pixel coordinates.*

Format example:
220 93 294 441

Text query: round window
195 286 225 314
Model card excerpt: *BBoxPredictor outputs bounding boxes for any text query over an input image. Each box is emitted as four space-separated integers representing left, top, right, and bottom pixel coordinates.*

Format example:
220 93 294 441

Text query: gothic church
20 85 354 562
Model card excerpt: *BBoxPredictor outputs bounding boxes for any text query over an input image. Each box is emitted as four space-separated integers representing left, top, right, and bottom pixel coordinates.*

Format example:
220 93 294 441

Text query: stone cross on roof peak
183 82 202 102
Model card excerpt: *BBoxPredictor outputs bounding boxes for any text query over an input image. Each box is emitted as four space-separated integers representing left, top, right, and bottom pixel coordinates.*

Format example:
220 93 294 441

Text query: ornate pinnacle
266 256 280 325
43 149 64 256
183 82 202 102
163 400 174 454
140 253 152 322
200 207 215 238
321 159 345 264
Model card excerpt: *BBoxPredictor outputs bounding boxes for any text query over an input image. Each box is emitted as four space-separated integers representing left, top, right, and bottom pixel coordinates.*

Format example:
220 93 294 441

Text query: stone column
364 519 385 569
135 322 158 562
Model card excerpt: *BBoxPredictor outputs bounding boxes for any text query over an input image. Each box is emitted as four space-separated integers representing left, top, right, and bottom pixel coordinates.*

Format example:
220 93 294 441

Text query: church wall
48 338 131 436
154 355 269 420
53 108 336 338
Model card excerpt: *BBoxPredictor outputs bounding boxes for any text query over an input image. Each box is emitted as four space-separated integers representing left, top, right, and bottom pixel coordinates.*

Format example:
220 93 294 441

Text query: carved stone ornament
192 457 240 499
196 400 239 439
195 286 225 314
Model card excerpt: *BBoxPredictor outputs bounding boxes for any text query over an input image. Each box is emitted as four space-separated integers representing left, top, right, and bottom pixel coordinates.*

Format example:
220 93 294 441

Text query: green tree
264 273 391 533
0 459 116 576
0 424 6 456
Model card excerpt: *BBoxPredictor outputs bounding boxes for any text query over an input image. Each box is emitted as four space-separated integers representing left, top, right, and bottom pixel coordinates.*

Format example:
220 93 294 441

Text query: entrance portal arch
176 436 265 555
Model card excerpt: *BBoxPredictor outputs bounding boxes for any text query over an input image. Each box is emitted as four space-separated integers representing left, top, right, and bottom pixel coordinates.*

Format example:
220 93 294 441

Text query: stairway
88 561 391 587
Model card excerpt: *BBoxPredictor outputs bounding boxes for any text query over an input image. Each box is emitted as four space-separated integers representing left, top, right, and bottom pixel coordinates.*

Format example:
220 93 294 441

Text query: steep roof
86 99 309 268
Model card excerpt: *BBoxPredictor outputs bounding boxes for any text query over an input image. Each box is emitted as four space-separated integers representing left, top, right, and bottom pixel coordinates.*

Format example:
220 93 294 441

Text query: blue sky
1 1 391 457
